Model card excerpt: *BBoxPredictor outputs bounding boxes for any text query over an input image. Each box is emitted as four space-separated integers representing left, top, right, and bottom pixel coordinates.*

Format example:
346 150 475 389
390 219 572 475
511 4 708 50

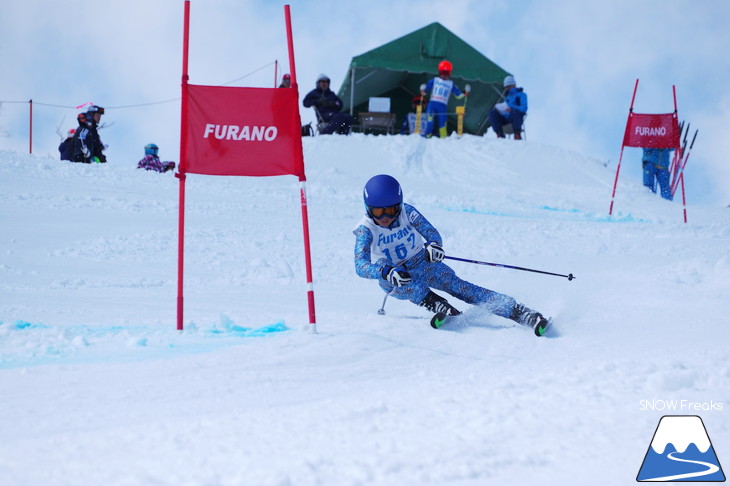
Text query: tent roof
347 22 509 82
337 23 511 136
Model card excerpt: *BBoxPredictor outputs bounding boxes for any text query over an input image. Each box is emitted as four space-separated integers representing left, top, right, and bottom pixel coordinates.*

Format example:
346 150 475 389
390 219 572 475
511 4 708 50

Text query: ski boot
510 303 550 337
419 292 460 329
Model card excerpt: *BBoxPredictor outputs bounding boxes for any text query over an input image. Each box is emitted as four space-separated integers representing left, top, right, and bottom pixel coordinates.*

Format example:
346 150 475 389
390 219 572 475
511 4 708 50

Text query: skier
71 105 107 163
58 128 75 161
353 174 550 336
137 143 176 173
420 60 467 138
641 147 673 200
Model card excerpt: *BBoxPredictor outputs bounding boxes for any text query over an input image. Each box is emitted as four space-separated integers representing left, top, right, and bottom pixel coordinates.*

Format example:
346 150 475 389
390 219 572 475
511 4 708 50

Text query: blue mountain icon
638 416 725 482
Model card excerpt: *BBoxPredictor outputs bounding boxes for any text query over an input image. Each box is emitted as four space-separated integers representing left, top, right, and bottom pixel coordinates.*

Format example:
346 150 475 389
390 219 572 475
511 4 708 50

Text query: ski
430 312 451 329
430 312 552 337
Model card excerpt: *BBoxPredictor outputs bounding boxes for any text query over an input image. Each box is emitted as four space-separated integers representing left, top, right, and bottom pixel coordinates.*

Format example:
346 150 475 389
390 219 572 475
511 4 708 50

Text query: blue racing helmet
144 143 159 156
363 174 403 219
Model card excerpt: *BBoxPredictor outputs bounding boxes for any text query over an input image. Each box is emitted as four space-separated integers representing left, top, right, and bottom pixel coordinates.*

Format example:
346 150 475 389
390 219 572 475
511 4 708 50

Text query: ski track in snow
0 137 728 486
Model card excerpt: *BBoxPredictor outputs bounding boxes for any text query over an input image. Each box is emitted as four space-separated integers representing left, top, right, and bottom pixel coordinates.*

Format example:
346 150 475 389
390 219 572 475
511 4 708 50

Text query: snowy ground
1 135 728 485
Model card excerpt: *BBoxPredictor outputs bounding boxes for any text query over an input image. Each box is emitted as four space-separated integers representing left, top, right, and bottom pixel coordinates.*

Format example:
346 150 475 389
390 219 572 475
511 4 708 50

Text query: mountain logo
637 415 726 482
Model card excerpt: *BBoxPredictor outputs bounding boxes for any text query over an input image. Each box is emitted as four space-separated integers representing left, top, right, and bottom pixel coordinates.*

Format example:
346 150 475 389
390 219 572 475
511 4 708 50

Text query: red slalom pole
285 4 317 333
609 79 639 216
679 172 688 223
176 0 191 332
29 99 33 154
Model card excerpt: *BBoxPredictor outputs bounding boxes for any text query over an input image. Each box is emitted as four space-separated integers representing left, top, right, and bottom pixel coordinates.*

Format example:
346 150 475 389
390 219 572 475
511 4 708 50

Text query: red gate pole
285 4 317 333
29 99 33 154
679 172 688 223
609 79 639 215
176 0 191 331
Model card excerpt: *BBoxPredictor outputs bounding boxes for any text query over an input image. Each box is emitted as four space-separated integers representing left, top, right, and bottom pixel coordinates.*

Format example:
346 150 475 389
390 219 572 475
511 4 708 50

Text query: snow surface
1 135 728 485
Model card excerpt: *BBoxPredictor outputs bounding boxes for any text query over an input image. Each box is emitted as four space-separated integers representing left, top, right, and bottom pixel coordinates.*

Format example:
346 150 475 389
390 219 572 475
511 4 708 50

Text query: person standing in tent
488 75 528 139
353 174 551 336
302 74 353 135
399 95 428 135
641 147 673 200
420 60 467 138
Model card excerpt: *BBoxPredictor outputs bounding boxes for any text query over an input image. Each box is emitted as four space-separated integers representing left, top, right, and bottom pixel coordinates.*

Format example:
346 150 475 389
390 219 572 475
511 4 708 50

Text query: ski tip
534 317 552 337
430 312 448 329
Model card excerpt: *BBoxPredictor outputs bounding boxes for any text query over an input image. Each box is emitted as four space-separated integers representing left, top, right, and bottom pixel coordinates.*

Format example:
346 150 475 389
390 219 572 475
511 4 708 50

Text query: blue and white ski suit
353 204 516 317
423 77 464 138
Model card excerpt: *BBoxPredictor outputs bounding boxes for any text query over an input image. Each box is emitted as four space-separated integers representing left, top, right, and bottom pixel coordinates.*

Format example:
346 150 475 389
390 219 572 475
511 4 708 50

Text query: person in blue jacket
420 60 468 138
302 74 352 135
642 148 674 200
353 174 551 336
488 75 528 139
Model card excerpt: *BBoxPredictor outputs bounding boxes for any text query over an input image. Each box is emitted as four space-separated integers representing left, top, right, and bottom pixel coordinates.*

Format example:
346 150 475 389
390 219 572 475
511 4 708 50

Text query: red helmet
67 128 76 137
438 60 452 74
412 95 424 105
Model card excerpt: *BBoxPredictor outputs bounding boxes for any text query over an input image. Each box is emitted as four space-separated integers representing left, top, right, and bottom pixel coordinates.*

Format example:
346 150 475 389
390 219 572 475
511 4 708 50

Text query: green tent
337 22 511 136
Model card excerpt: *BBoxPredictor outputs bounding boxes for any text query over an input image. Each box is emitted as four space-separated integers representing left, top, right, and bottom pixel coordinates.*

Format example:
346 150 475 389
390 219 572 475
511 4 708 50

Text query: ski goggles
368 204 401 219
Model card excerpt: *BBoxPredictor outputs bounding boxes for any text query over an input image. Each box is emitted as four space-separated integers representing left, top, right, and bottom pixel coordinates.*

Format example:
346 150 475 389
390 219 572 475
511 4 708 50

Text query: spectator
279 73 291 88
302 74 352 135
420 60 466 138
488 75 528 139
642 148 673 200
58 128 75 161
399 95 429 135
137 143 176 173
72 105 107 163
353 174 551 336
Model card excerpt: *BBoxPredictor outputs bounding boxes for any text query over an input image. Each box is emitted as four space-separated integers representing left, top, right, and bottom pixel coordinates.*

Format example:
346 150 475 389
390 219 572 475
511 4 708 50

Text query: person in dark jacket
72 105 107 163
58 128 76 161
488 75 528 139
302 74 352 135
278 73 291 88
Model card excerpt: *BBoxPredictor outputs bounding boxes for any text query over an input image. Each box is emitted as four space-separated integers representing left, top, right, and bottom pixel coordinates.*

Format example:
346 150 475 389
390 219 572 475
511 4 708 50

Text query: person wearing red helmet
58 128 76 161
278 73 291 88
420 60 467 138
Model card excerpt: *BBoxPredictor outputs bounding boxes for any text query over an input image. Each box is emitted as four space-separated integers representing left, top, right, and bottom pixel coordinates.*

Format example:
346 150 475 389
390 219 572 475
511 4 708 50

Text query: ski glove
382 265 412 287
424 242 445 263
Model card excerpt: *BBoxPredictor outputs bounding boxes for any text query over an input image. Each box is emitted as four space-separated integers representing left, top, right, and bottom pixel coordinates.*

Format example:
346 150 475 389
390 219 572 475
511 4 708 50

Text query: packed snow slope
1 135 728 486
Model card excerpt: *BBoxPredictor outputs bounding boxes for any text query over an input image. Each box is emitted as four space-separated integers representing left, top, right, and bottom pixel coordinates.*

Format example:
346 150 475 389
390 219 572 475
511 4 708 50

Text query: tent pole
349 67 355 117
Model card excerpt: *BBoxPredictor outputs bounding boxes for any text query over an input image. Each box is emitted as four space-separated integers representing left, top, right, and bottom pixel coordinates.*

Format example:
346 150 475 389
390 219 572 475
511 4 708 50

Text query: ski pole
444 255 575 281
377 288 396 315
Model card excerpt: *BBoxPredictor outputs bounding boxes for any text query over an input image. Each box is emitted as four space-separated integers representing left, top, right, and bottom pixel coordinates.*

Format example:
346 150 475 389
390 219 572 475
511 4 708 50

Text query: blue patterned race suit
353 204 516 317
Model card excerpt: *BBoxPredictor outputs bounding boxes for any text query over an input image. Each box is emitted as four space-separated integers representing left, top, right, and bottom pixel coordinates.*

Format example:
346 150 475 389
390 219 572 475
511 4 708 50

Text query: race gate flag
623 112 680 149
184 84 304 177
637 415 726 482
